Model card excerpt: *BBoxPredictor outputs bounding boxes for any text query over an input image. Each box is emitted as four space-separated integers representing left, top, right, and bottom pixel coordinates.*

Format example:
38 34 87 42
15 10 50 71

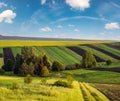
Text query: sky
0 0 120 40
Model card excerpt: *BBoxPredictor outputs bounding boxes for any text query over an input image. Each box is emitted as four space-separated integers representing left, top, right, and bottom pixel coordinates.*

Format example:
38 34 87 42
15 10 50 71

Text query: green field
96 45 120 57
36 46 81 65
62 69 120 84
78 46 117 61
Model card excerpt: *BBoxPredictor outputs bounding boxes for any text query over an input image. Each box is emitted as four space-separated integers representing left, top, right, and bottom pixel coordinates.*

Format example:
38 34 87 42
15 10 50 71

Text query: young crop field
67 46 104 62
0 76 109 101
86 44 120 60
36 46 81 65
78 45 117 61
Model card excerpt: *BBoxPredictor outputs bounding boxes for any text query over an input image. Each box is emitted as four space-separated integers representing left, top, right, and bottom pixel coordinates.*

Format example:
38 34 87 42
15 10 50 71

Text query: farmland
0 40 120 101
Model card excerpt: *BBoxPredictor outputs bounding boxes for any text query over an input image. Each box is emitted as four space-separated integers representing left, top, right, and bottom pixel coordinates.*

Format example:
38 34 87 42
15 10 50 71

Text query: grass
11 47 21 57
102 61 120 68
62 69 120 84
96 45 120 57
0 58 4 68
0 47 3 53
0 40 109 47
0 76 110 101
79 46 117 61
36 46 81 65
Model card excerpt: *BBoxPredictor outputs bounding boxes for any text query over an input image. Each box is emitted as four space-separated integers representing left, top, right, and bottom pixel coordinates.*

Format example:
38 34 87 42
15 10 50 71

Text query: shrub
52 61 65 71
66 73 74 85
24 74 32 84
41 66 49 77
106 60 112 65
54 80 73 88
12 82 19 90
41 79 47 85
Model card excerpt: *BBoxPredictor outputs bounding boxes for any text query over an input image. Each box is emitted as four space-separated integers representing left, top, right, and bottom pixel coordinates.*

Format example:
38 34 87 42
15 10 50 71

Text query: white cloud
74 29 80 32
41 0 46 5
105 22 119 30
0 10 16 23
65 0 90 11
57 25 63 28
0 2 7 8
68 24 75 27
39 27 52 32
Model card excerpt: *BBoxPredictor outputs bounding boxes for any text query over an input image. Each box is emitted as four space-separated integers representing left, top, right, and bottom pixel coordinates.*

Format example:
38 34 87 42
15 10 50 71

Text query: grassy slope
96 45 120 57
63 69 120 84
36 46 81 65
0 76 109 101
78 46 116 61
11 47 21 57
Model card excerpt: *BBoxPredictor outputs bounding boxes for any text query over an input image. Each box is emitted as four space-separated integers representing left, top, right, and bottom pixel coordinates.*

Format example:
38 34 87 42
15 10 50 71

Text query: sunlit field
0 76 109 101
0 40 110 47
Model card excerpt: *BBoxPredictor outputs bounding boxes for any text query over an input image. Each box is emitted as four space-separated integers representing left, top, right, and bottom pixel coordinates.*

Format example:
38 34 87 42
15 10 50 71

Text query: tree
14 54 22 74
82 51 97 68
2 59 14 71
43 55 51 71
41 66 49 77
19 62 34 75
52 61 65 71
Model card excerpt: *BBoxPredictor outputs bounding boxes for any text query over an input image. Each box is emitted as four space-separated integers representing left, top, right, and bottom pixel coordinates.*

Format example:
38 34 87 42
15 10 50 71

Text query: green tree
19 62 34 75
41 66 49 77
43 55 51 71
82 51 97 68
14 54 22 74
52 61 65 71
2 59 14 71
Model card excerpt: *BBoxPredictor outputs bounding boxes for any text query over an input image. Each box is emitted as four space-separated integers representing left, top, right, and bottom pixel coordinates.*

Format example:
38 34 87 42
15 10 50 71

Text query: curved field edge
0 40 110 47
0 76 109 101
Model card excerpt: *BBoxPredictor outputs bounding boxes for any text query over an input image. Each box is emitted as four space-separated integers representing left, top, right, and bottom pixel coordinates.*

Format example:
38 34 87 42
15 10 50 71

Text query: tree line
1 47 98 76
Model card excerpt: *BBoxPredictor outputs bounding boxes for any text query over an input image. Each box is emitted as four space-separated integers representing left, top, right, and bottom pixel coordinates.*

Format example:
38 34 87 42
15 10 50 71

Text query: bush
54 80 73 88
12 82 19 90
66 73 74 85
52 61 65 71
106 60 112 65
41 66 49 77
24 74 32 84
41 79 47 85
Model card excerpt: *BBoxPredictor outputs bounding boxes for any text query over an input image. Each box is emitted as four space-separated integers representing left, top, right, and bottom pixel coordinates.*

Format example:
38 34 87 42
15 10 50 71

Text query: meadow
0 76 109 101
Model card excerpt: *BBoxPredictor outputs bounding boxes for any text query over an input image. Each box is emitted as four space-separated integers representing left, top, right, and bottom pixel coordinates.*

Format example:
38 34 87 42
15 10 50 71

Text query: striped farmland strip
107 44 120 50
67 46 104 62
86 45 120 60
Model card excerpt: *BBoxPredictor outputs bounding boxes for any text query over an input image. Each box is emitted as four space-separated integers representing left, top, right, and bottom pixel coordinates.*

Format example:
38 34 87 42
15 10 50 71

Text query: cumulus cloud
74 29 80 32
0 10 16 23
39 27 52 32
105 22 119 30
66 0 90 11
41 0 46 5
0 2 7 8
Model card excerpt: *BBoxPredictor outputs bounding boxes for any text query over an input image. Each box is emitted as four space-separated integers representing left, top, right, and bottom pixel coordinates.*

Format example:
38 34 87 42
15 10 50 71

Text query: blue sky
0 0 120 40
